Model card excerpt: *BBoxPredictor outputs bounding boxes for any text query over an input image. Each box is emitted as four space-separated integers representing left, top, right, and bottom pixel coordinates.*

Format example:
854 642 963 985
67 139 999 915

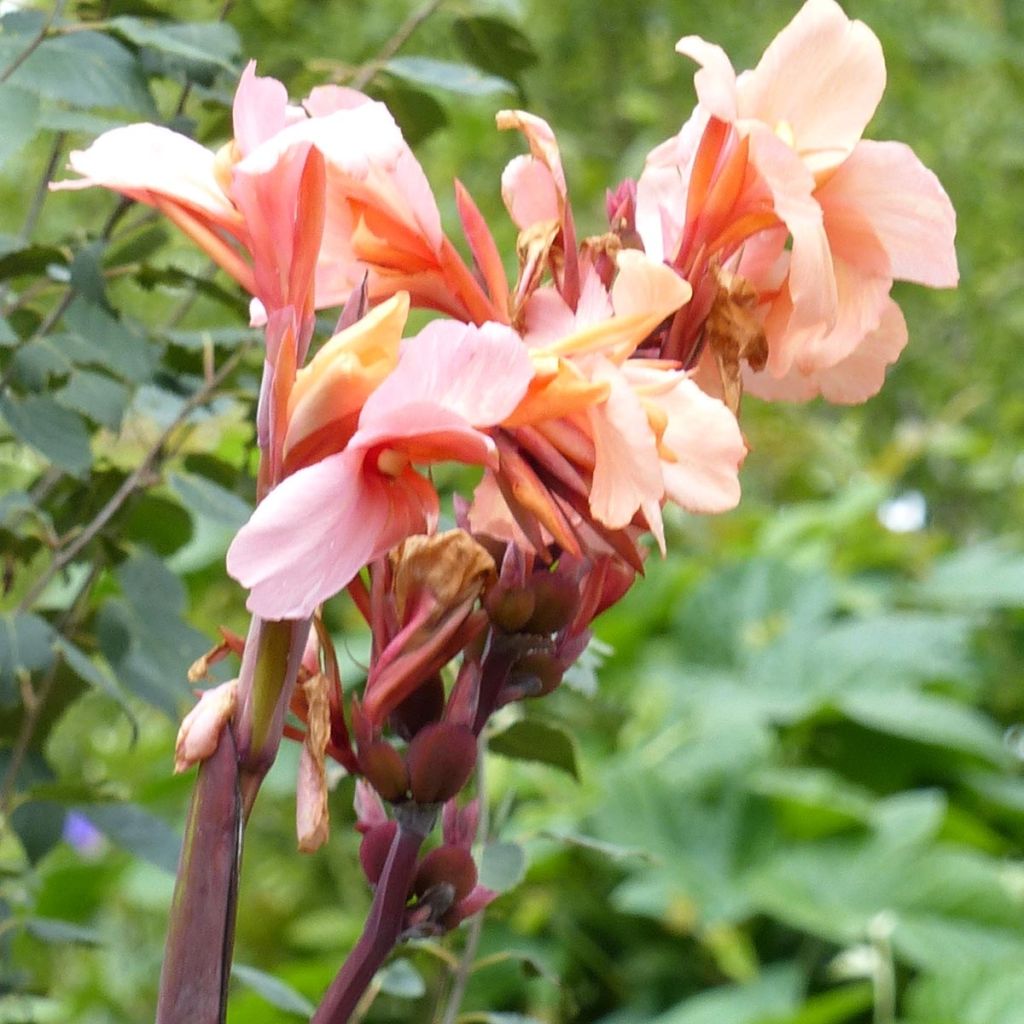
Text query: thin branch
0 561 101 815
20 132 66 243
0 0 66 83
16 342 251 612
349 0 446 91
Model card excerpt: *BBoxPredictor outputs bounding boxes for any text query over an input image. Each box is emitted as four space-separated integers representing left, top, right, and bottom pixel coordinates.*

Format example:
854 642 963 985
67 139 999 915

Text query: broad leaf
231 964 315 1017
385 56 514 96
0 393 92 476
490 719 579 779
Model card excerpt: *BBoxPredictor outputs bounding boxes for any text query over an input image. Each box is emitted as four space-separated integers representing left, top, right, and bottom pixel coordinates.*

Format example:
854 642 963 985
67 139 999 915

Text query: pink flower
227 321 534 620
636 0 957 403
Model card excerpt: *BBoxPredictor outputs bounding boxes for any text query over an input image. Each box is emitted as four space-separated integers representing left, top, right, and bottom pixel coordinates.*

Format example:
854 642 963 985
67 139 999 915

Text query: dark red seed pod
413 845 478 904
359 821 397 886
407 722 477 804
524 574 577 635
359 741 410 803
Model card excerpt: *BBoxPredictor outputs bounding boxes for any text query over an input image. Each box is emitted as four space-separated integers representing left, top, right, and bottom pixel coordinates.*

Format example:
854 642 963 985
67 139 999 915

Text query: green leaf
369 79 447 146
542 830 657 863
839 691 1007 765
453 16 538 81
169 471 250 529
108 17 240 72
9 800 65 864
0 13 155 113
0 83 39 170
164 325 254 351
0 610 56 705
122 494 194 556
51 636 137 739
489 719 579 779
0 315 17 347
98 548 206 715
62 299 154 383
81 802 181 873
68 242 108 308
760 983 873 1024
0 393 92 476
906 958 1024 1024
650 966 802 1024
384 56 514 96
912 543 1024 610
231 964 315 1017
25 917 103 946
56 370 131 431
377 958 426 999
7 338 72 391
479 841 526 893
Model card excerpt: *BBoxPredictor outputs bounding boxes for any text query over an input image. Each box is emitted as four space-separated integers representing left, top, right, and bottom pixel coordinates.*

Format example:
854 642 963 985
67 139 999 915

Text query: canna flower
635 0 957 403
475 249 746 559
227 319 534 620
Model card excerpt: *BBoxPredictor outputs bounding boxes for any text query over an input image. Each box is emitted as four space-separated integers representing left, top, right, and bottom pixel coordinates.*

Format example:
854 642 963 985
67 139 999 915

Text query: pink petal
745 298 907 405
587 357 665 534
738 0 886 175
611 250 692 321
54 124 237 227
522 287 578 347
817 140 959 288
675 35 739 122
816 298 908 403
749 126 837 375
232 61 292 157
303 84 371 117
496 110 567 196
227 447 433 619
797 255 890 374
501 154 561 230
360 320 534 433
647 373 745 513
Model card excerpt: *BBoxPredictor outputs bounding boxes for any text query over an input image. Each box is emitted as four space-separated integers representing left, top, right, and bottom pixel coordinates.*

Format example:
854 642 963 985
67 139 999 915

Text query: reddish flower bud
485 585 536 633
508 651 563 699
407 722 477 804
359 821 398 886
523 574 577 635
413 845 477 904
359 741 410 803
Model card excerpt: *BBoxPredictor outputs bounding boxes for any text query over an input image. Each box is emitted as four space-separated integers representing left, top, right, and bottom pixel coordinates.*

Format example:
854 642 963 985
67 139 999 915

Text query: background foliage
1 0 1023 1022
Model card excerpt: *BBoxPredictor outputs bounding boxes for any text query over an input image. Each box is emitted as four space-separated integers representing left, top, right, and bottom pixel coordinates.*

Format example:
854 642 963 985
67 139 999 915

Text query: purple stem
312 805 436 1024
156 727 241 1024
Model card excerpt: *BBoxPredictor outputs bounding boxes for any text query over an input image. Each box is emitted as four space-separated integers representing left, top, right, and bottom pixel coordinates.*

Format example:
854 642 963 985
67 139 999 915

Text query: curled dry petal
296 672 332 852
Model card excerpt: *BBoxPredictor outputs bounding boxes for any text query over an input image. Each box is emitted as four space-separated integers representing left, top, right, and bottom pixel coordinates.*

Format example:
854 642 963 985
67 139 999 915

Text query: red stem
312 806 436 1024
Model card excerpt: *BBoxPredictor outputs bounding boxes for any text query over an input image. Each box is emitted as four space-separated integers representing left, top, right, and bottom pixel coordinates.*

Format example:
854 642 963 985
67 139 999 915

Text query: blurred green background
1 0 1023 1022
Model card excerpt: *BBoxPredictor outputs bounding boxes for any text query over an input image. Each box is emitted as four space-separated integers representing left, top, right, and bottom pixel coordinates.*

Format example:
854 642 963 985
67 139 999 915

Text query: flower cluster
55 1 956 1019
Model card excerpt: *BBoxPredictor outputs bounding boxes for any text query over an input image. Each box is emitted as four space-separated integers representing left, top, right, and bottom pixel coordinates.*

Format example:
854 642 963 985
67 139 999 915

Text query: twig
20 133 66 243
16 342 251 612
436 732 489 1024
349 0 446 91
0 0 66 83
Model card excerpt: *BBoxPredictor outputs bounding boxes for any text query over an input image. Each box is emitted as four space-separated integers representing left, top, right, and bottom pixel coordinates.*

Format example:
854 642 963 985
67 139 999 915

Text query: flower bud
359 741 410 803
407 722 477 805
359 821 397 886
413 845 477 903
174 679 237 774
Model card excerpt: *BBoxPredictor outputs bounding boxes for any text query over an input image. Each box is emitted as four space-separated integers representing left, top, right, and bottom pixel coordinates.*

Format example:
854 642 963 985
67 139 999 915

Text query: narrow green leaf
80 802 181 873
490 719 579 779
169 471 250 529
0 315 17 347
385 56 514 96
231 964 315 1017
0 394 92 476
51 636 138 740
912 542 1024 610
25 917 103 946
